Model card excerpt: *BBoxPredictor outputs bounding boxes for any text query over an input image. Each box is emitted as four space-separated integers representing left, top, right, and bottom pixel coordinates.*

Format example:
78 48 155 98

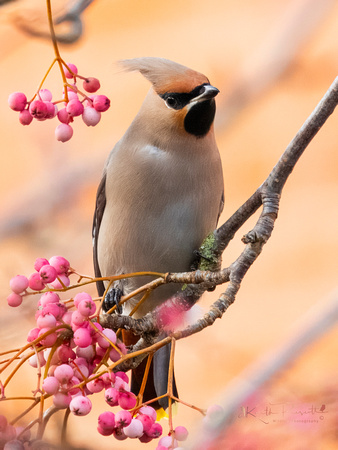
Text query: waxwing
93 57 224 409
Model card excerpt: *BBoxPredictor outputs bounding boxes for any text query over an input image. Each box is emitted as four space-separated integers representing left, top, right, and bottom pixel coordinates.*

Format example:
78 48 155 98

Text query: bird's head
121 57 219 139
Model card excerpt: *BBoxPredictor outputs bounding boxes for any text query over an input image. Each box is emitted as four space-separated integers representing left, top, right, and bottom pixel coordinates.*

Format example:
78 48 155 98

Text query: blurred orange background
0 0 337 449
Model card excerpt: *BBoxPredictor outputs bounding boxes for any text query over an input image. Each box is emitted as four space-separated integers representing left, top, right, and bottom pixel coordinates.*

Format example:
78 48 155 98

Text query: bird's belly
98 196 214 317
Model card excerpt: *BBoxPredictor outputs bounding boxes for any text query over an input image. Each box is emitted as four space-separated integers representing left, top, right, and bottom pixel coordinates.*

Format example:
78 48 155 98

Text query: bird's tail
122 330 178 410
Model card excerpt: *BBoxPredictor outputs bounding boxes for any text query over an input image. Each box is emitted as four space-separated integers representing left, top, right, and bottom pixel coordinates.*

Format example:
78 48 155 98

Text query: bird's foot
102 288 123 314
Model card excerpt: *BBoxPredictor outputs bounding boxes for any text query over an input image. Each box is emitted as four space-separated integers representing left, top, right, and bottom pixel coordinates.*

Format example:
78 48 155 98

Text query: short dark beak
193 85 219 102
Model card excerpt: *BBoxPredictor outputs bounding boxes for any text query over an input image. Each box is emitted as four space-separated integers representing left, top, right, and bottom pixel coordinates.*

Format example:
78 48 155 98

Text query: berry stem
29 58 58 103
61 408 71 446
167 338 176 433
10 398 40 426
136 353 154 407
46 0 69 101
170 395 206 415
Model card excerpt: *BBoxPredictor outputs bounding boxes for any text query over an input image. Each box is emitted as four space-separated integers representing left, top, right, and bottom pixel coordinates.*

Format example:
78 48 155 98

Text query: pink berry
101 372 116 387
98 411 115 430
93 95 110 112
97 425 114 436
39 265 57 283
118 391 137 410
109 347 122 362
136 414 153 434
55 123 73 142
97 328 117 349
50 274 70 289
76 344 95 361
9 275 29 294
66 376 81 395
27 327 40 342
29 100 47 119
39 89 53 101
34 258 50 272
115 371 129 383
7 292 22 307
28 272 45 291
63 63 78 79
57 107 70 124
77 299 96 317
73 292 92 307
159 436 179 448
37 312 57 329
44 101 57 119
54 364 74 384
62 310 73 325
82 106 101 126
28 352 46 368
42 302 65 320
174 426 188 441
113 428 127 440
51 303 67 321
73 327 92 348
147 422 163 439
2 424 16 442
123 418 143 439
19 109 33 125
3 439 25 449
66 90 79 102
104 387 119 407
71 310 87 327
86 378 104 393
8 92 27 111
39 291 60 306
114 376 129 392
38 328 58 347
69 395 92 416
42 376 60 395
139 434 153 443
118 341 128 354
53 391 71 409
0 414 8 432
66 99 84 117
139 405 157 422
15 426 31 442
115 410 132 428
57 345 76 362
83 77 100 93
49 256 70 275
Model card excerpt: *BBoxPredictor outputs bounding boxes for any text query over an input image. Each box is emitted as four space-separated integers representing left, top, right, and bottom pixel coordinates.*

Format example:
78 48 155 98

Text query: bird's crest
120 57 209 95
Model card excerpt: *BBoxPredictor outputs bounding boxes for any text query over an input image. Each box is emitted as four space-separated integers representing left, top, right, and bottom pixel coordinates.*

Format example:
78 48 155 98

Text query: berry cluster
8 256 71 307
5 256 168 447
8 63 110 142
5 256 212 449
0 414 31 449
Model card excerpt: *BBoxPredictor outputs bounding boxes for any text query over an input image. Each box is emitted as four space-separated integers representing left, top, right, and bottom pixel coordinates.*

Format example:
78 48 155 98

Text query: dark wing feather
92 172 107 297
217 189 224 224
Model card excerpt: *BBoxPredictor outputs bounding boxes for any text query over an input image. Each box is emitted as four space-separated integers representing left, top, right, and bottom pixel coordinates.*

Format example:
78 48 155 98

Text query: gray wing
92 172 107 297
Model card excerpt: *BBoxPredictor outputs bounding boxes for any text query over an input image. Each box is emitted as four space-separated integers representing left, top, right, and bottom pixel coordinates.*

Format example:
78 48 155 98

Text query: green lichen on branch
198 232 221 271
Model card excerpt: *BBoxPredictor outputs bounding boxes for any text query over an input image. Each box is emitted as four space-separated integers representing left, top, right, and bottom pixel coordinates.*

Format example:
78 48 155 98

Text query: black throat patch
184 99 216 137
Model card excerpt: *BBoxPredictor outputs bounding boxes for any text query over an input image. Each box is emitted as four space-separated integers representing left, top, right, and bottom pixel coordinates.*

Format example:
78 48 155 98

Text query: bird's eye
165 96 178 109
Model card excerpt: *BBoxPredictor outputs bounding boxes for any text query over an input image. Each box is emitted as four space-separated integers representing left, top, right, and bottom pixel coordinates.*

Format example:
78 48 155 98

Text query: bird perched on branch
93 57 224 409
